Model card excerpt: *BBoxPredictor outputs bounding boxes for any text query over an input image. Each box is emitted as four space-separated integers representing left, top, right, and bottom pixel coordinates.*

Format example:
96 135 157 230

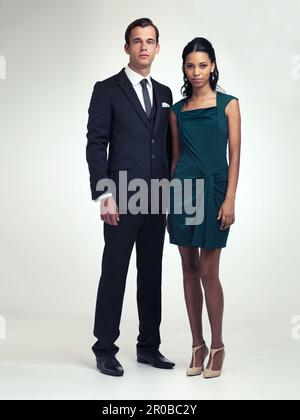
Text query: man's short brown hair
125 18 159 45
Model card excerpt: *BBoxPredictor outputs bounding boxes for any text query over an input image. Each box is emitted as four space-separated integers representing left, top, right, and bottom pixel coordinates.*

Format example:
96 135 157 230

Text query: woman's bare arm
226 99 241 200
218 99 241 230
170 111 180 177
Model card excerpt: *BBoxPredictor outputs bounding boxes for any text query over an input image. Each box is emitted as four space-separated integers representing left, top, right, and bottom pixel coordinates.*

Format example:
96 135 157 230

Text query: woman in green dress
167 37 241 378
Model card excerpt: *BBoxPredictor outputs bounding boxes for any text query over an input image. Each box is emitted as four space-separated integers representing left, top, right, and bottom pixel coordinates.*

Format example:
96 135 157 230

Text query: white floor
0 318 299 400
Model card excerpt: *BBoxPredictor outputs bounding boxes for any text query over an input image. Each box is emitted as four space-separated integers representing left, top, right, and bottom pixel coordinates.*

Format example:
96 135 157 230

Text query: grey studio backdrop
0 0 300 400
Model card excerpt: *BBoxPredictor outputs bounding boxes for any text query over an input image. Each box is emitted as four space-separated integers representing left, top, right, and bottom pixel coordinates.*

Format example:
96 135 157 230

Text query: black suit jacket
86 68 173 202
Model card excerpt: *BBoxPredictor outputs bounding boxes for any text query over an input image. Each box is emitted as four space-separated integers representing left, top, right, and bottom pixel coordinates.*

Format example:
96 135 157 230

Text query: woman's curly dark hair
181 37 220 98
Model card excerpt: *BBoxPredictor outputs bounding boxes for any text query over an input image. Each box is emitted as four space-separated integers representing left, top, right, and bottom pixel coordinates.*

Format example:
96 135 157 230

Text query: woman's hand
217 198 235 230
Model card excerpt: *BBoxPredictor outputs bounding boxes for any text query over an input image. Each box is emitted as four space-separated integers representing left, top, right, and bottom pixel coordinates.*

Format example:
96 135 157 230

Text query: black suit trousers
92 212 167 357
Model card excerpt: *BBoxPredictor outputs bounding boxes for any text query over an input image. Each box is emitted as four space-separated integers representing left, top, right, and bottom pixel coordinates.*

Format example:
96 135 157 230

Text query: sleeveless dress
167 91 238 249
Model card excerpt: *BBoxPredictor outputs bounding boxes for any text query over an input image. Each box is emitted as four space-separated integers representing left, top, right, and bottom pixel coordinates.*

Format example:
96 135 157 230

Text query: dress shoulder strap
171 99 185 119
218 92 239 111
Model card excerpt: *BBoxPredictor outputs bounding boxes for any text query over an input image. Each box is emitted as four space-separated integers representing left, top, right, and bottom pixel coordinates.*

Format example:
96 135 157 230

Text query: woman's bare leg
178 246 207 367
200 248 225 370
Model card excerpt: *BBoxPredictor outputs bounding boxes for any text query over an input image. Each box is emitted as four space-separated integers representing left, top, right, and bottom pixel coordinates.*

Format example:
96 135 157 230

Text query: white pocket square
162 102 170 108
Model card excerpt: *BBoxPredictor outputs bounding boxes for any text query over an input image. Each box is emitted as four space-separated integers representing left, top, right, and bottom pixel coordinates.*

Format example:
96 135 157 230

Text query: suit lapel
151 78 163 135
116 68 151 132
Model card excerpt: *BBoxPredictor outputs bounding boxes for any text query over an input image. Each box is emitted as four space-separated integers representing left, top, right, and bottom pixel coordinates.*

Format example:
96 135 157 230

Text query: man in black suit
86 18 174 376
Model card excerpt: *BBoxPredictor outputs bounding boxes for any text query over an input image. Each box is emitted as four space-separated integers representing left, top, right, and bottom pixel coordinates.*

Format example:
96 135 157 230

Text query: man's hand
100 197 120 225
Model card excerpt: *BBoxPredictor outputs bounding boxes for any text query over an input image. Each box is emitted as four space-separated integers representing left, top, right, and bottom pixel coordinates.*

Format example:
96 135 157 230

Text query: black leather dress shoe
137 350 175 369
96 355 124 377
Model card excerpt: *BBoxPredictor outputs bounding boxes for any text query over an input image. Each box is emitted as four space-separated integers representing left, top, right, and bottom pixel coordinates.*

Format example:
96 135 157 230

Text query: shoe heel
186 343 208 377
203 347 225 379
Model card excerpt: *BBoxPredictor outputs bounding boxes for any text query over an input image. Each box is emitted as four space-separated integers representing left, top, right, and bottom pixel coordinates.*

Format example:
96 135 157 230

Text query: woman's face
183 51 215 89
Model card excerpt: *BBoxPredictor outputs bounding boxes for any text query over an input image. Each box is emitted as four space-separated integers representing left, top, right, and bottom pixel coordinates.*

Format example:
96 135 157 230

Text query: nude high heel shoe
203 347 225 379
186 343 208 376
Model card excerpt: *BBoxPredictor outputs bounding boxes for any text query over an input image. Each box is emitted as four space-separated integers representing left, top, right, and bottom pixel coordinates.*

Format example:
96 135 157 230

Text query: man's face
124 26 160 70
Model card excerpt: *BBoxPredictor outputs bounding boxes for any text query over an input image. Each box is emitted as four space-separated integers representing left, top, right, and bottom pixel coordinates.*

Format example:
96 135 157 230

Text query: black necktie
140 79 152 117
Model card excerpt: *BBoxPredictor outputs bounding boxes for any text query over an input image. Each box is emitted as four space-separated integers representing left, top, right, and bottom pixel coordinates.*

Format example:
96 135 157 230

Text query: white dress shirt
95 64 153 203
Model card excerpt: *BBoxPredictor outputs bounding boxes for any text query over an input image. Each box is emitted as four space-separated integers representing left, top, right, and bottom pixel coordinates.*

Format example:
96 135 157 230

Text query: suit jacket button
151 139 155 143
152 154 156 159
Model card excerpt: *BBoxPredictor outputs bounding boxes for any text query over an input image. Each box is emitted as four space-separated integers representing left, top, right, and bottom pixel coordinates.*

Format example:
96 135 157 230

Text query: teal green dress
168 91 238 250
